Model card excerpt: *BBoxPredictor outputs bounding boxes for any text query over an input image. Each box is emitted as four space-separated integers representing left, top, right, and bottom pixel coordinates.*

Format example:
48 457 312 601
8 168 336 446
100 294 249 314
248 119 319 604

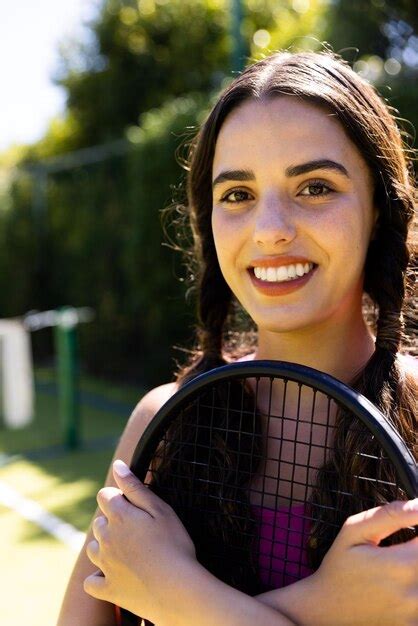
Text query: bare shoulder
126 381 179 444
103 381 179 486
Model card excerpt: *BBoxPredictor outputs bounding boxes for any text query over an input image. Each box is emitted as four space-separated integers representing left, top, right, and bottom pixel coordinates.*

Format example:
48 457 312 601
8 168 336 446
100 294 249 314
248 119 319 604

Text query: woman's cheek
213 214 245 261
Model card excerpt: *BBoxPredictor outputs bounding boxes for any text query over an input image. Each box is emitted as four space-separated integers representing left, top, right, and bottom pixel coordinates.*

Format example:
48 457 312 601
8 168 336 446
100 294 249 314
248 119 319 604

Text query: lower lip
248 265 317 296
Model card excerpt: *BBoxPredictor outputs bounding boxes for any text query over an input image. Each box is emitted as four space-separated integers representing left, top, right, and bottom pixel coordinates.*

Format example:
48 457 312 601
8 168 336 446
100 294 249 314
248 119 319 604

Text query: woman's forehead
212 96 371 182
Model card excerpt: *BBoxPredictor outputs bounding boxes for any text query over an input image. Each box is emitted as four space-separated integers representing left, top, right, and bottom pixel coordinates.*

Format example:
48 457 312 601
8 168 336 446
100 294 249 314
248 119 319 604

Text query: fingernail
409 498 418 511
113 459 131 477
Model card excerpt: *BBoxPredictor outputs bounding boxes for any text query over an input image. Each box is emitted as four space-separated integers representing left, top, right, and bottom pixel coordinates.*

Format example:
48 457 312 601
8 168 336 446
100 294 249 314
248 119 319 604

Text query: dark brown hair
154 49 417 590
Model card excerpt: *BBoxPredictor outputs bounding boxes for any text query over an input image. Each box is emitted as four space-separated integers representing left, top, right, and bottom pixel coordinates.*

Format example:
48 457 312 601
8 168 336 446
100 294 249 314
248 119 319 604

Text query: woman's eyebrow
287 159 349 178
212 159 350 190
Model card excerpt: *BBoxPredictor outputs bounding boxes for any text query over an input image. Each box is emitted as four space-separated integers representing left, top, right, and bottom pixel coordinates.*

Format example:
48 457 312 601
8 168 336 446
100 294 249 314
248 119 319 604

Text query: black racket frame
119 360 417 626
131 360 417 498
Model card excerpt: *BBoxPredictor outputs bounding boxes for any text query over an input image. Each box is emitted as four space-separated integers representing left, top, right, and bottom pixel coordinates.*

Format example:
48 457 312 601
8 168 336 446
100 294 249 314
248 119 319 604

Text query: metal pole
54 307 81 450
230 0 246 73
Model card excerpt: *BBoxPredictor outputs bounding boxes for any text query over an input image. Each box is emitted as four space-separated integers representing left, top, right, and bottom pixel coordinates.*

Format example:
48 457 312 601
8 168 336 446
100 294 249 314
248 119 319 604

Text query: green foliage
0 94 211 385
321 0 418 161
0 0 416 386
0 172 39 314
53 0 333 149
323 0 418 55
246 0 329 56
55 0 231 147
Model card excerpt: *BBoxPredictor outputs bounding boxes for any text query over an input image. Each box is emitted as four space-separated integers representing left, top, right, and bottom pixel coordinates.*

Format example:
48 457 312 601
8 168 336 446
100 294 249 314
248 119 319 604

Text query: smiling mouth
250 262 316 283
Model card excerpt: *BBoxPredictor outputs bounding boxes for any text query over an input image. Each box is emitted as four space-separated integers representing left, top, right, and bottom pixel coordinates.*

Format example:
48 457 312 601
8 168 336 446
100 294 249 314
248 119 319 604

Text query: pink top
252 503 314 589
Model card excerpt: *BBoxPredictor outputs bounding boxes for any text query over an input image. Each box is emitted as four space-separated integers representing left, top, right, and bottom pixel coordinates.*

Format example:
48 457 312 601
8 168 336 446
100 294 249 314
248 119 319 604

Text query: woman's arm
254 500 418 626
85 462 297 626
158 559 298 626
85 464 418 626
56 383 178 626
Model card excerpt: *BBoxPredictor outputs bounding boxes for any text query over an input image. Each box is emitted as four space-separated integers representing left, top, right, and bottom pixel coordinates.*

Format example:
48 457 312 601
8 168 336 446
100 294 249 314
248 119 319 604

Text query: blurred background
0 1 416 624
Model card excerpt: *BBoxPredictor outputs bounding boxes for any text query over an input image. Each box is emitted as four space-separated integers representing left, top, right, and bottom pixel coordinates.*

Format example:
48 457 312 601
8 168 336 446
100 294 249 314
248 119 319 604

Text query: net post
54 307 81 450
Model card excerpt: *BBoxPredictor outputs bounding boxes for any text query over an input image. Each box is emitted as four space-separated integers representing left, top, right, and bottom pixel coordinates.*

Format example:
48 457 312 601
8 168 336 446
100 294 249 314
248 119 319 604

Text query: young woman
57 48 417 626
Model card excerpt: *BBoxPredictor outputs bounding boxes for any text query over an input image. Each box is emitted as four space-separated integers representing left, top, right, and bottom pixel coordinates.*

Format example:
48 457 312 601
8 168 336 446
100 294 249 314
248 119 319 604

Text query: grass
0 368 146 626
0 500 80 626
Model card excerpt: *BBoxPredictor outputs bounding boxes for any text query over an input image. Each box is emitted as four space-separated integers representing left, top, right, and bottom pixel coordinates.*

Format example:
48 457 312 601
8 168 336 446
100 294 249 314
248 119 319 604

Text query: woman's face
211 96 378 334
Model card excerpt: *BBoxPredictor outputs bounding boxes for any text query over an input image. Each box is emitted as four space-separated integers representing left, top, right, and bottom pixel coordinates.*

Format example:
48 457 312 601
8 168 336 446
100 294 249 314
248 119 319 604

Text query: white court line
0 480 86 551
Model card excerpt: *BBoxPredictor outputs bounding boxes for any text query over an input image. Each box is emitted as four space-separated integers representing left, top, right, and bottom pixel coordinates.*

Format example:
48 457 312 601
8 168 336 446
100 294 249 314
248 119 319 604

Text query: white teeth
266 267 276 281
253 263 314 283
287 265 297 279
276 266 288 281
296 263 305 277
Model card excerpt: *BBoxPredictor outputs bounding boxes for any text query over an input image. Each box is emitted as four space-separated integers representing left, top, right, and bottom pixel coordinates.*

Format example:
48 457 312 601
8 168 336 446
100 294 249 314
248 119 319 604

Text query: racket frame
130 360 418 499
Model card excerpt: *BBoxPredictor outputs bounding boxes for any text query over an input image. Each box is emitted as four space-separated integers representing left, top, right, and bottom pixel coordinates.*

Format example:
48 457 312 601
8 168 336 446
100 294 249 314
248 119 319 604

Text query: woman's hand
256 499 418 626
83 460 197 625
303 499 418 626
83 463 418 626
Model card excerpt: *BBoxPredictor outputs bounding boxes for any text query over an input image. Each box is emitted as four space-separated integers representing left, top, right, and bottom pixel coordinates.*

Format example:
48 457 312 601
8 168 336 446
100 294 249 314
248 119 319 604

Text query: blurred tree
325 0 418 55
1 0 416 384
45 0 330 151
52 0 231 147
321 0 418 167
33 0 415 157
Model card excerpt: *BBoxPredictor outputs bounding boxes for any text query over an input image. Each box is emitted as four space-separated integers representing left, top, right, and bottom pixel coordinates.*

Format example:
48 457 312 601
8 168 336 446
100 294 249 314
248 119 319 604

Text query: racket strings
309 400 415 565
145 375 414 592
148 379 264 592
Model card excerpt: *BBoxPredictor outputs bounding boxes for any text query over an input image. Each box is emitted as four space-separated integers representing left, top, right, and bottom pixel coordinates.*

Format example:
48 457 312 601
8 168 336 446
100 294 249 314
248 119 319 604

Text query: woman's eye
219 182 334 204
220 189 252 204
299 181 334 197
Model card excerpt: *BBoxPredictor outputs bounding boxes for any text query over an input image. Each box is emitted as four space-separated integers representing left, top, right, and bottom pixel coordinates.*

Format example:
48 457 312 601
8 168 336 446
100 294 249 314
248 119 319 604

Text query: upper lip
248 256 315 268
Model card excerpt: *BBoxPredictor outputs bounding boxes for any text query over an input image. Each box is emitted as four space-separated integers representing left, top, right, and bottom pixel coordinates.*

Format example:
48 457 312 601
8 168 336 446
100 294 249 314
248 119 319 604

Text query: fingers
341 498 418 547
83 569 107 600
96 486 127 520
96 461 167 520
92 515 108 541
112 460 147 501
86 538 101 568
380 534 418 559
112 459 168 517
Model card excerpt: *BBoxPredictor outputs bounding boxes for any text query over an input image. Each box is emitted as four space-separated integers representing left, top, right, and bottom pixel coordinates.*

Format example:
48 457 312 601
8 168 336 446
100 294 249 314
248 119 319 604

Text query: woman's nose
252 194 297 247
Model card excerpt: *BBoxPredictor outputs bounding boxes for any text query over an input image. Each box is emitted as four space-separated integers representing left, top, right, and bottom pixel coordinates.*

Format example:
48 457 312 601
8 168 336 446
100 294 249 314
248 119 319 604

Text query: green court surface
0 369 145 626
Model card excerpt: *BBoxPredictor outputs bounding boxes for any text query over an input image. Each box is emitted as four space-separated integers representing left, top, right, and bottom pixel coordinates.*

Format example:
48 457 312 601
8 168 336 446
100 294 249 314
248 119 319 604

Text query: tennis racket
115 360 418 626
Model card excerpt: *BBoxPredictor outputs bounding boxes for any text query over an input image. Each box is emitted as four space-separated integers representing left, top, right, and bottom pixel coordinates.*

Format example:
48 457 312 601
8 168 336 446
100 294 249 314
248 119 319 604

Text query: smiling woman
210 96 379 340
57 48 417 626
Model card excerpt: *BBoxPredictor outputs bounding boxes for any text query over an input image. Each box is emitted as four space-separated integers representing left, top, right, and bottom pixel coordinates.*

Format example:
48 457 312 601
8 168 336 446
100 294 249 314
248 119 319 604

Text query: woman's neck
253 315 376 385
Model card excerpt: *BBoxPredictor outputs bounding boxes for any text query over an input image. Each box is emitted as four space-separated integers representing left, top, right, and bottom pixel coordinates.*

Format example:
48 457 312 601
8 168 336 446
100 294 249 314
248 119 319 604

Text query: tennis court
0 368 142 626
